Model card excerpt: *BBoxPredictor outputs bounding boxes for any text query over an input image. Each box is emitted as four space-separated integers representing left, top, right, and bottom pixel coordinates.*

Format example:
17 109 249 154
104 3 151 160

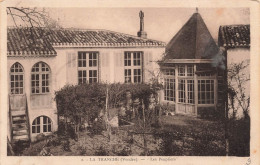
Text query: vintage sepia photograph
4 6 252 157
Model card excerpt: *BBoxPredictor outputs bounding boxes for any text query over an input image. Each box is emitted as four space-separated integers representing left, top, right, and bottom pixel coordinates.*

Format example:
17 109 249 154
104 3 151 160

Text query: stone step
13 130 28 136
13 119 27 125
13 129 27 134
13 134 29 140
12 123 27 131
11 107 26 111
12 116 26 122
11 110 26 117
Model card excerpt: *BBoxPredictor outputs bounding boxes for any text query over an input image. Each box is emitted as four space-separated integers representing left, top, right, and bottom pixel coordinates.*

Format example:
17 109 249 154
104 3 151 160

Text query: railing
8 95 13 142
25 94 31 142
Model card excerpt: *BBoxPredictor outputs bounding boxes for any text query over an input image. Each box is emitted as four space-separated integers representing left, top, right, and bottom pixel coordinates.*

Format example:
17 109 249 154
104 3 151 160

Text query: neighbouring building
218 24 250 119
158 11 225 117
7 11 165 142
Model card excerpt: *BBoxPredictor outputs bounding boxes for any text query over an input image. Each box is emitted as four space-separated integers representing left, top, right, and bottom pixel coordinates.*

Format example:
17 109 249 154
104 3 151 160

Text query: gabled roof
218 24 250 49
7 27 165 56
164 13 219 60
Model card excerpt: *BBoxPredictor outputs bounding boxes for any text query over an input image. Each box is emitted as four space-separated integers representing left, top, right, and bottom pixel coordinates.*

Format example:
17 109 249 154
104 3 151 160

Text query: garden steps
12 110 26 116
9 94 30 142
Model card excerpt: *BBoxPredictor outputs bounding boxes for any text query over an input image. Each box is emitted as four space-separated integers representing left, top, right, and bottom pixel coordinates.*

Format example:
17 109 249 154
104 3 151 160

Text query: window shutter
143 51 153 83
100 52 110 82
114 51 124 83
66 52 78 85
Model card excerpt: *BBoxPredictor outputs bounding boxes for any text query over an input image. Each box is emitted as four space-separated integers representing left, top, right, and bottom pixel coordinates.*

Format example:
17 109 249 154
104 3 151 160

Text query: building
7 12 165 142
158 11 224 117
218 24 250 118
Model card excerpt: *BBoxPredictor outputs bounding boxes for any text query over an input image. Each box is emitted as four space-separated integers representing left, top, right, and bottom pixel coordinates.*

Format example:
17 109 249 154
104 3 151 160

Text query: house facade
7 15 165 142
218 24 250 118
158 11 224 117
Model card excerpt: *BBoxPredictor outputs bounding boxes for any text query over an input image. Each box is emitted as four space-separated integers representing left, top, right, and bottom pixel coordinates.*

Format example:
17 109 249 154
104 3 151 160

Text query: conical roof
165 13 219 60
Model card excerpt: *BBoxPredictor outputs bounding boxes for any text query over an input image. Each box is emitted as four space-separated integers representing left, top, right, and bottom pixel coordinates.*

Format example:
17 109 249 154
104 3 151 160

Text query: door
177 79 195 115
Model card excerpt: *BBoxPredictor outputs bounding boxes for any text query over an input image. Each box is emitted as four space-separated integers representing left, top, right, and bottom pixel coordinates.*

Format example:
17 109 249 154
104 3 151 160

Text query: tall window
78 52 98 84
187 80 194 104
163 69 175 101
124 52 143 83
31 62 50 94
10 63 24 94
32 116 52 134
198 80 214 104
178 79 185 103
164 78 175 101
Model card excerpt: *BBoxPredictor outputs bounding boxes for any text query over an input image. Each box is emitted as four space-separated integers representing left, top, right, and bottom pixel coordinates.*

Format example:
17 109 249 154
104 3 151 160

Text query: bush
117 146 131 156
12 140 30 155
228 118 250 156
95 145 108 156
90 117 106 135
77 145 87 155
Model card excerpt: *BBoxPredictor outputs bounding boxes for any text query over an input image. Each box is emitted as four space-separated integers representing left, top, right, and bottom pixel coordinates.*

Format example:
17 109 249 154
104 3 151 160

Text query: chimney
137 10 147 38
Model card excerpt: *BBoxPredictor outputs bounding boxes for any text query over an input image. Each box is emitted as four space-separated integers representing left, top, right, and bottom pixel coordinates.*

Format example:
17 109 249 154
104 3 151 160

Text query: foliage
94 145 108 156
55 84 106 130
228 60 250 119
22 140 47 156
12 140 30 156
77 145 87 155
117 146 132 156
55 83 160 127
228 118 250 156
90 116 106 135
155 131 183 156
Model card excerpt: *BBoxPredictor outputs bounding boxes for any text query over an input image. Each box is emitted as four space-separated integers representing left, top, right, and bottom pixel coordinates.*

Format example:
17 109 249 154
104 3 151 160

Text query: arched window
32 116 52 134
31 62 51 94
10 62 24 94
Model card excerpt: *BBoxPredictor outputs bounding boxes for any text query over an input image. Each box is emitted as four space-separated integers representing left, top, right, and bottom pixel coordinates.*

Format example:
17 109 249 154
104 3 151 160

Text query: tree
7 7 60 28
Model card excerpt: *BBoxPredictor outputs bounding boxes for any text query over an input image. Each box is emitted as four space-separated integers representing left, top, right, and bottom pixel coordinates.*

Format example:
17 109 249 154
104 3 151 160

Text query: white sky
8 8 250 43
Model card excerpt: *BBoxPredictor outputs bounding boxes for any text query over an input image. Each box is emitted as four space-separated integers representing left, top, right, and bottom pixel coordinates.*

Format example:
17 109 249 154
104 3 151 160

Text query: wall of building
7 46 164 141
54 47 165 85
7 56 59 141
227 48 250 119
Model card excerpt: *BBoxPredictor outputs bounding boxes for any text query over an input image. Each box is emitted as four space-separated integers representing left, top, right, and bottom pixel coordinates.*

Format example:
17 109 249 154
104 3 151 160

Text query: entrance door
177 79 195 115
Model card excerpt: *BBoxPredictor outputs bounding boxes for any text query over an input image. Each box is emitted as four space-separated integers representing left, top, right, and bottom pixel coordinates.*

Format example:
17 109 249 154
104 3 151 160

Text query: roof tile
218 25 250 48
8 27 165 56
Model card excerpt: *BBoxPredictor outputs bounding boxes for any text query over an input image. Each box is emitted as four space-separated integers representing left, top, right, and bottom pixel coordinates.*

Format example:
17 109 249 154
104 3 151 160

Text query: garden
9 83 250 156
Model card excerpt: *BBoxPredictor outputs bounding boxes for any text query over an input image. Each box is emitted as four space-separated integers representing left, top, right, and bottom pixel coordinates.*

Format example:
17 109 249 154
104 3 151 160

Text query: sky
8 8 250 43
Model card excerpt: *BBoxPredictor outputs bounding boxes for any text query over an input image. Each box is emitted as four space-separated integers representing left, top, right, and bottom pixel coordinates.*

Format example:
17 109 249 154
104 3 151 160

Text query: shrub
90 117 106 135
95 145 108 156
77 145 87 155
12 140 30 156
117 146 131 156
228 118 250 156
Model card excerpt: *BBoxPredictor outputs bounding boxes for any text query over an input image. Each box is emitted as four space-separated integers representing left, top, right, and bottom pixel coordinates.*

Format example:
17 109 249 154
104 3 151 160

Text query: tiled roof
164 13 219 60
218 25 250 48
7 27 166 56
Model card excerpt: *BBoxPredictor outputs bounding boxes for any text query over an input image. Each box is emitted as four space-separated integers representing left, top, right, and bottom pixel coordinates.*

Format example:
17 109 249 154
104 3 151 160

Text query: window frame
32 116 52 134
10 62 24 95
124 51 143 83
198 79 215 105
31 62 51 95
77 51 99 84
